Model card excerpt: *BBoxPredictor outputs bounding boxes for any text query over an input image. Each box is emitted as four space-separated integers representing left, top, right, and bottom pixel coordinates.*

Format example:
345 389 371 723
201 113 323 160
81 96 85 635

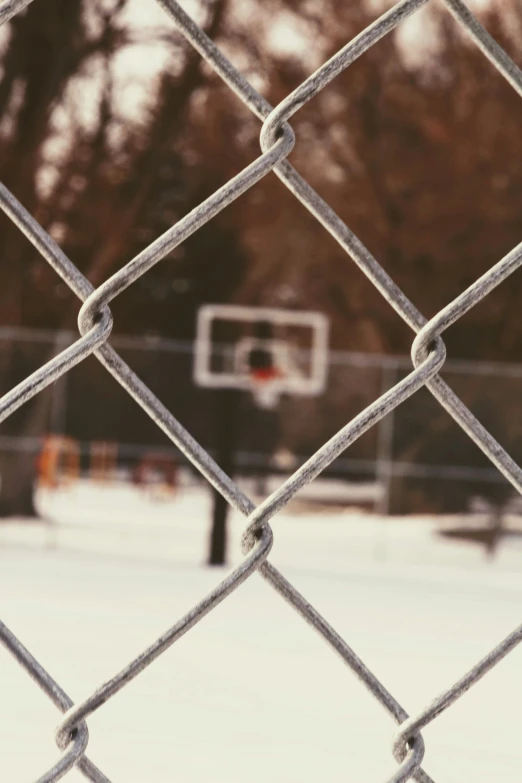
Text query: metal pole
375 362 397 517
374 363 397 560
208 388 241 566
49 332 71 435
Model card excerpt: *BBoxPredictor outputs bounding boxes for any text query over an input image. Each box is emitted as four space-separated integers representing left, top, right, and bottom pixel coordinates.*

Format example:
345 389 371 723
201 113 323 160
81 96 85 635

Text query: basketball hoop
193 304 329 404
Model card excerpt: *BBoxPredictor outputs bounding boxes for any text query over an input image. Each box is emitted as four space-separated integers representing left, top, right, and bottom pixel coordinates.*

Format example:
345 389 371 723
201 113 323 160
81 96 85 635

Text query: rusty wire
1 0 522 780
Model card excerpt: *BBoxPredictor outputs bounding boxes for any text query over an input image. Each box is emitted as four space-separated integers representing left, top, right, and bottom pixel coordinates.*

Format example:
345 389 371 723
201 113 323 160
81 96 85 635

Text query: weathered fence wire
1 0 522 780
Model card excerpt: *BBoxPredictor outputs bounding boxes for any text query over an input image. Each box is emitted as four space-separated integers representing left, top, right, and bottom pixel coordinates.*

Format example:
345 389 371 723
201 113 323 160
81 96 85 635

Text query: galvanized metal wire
1 0 522 780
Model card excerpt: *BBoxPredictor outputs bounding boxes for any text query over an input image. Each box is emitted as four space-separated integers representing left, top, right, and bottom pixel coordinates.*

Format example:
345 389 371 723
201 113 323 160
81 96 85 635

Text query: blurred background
4 3 522 782
0 0 521 547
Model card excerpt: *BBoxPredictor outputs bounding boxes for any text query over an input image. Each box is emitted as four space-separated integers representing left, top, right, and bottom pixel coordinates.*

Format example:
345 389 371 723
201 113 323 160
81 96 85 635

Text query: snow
1 479 522 782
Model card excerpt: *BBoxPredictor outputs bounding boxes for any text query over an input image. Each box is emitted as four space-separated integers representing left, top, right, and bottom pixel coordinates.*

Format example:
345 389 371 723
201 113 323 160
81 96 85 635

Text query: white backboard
194 304 329 404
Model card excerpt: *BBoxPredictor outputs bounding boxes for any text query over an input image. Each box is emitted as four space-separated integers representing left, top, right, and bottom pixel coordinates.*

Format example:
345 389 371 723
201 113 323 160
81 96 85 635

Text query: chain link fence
1 0 522 780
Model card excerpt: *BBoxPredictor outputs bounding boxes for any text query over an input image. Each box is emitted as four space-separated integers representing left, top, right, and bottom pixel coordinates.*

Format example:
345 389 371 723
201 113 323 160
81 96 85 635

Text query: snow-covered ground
2 479 522 782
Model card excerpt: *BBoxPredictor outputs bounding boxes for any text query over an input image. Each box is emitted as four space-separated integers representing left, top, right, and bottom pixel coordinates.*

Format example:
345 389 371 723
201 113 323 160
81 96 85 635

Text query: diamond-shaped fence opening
1 0 522 781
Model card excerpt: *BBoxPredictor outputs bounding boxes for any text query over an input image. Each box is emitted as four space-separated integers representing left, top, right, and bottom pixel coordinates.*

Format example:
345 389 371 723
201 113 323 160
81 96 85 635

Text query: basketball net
249 367 281 409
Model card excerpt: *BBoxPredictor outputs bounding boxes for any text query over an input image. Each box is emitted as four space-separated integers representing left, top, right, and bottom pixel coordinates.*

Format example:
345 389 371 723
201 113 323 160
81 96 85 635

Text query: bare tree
223 0 522 357
0 0 243 515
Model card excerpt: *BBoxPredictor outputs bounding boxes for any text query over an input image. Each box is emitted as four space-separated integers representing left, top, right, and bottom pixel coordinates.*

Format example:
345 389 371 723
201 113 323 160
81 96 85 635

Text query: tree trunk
0 367 55 519
208 389 241 566
0 449 38 517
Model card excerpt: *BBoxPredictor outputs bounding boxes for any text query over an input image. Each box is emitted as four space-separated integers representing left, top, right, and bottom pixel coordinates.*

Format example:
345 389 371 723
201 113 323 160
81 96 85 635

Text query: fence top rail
2 324 522 379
